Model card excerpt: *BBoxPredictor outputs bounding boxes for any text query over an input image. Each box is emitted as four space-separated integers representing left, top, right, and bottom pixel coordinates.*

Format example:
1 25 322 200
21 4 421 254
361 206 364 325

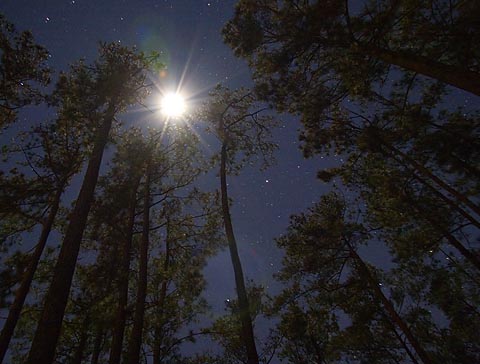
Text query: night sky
3 0 480 361
0 0 332 341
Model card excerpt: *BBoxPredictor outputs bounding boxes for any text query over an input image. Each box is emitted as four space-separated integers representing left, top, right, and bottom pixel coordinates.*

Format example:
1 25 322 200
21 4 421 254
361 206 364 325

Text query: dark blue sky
5 0 478 361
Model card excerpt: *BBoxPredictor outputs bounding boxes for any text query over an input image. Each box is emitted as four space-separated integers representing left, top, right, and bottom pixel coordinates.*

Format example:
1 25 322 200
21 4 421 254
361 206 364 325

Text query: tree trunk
26 104 116 364
348 246 433 364
364 45 480 96
0 185 63 363
126 164 151 364
438 226 480 271
90 330 104 364
376 140 480 229
448 154 480 181
152 281 168 364
152 329 162 364
407 198 480 271
153 223 170 364
108 175 141 364
390 325 421 364
71 318 89 364
385 142 480 217
220 143 259 364
409 170 480 229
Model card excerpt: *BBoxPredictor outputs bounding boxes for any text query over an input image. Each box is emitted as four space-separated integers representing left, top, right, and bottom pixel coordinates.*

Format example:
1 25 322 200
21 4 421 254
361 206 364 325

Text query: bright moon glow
160 92 186 118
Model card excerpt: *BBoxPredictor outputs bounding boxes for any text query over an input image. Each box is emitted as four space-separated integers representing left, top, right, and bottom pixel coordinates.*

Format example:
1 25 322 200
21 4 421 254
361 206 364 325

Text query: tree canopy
1 5 480 364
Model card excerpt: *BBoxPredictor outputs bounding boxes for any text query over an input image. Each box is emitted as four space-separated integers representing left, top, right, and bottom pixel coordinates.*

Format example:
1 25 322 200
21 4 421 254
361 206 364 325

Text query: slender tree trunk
152 280 168 364
126 164 151 364
108 175 141 364
152 316 164 364
407 198 480 271
409 171 480 229
364 45 480 96
26 104 116 364
385 142 480 217
390 324 421 364
377 140 480 229
71 317 89 364
90 330 104 364
438 227 480 270
0 185 64 363
220 143 259 364
153 224 170 364
448 154 480 180
440 230 480 270
348 246 433 364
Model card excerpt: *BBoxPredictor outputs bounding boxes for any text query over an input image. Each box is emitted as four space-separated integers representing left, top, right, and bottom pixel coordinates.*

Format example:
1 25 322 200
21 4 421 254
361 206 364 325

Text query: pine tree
147 196 222 363
26 43 154 364
101 129 146 364
194 85 277 364
0 13 50 126
275 192 434 364
0 113 84 362
125 125 210 364
224 0 480 104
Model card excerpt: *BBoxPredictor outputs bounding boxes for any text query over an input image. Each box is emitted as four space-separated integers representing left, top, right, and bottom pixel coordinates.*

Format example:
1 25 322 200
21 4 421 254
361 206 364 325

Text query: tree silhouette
26 43 154 364
194 85 277 364
0 13 50 127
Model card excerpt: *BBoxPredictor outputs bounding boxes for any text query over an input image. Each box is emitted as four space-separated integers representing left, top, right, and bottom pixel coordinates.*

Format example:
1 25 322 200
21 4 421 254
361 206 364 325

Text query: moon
160 92 186 118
